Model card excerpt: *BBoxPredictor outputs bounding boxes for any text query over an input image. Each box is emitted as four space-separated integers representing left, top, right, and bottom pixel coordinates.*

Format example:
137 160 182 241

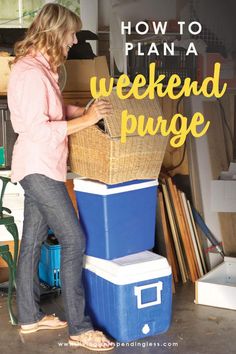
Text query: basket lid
92 90 163 138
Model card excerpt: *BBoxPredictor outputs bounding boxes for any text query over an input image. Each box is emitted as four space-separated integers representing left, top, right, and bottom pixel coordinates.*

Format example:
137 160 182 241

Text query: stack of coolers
74 178 172 342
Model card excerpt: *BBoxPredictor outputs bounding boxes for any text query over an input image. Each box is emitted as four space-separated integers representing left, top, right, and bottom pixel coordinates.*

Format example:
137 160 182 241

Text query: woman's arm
10 68 112 142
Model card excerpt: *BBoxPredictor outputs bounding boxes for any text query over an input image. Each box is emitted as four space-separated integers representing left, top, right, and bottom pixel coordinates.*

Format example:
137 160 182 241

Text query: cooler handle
134 282 163 309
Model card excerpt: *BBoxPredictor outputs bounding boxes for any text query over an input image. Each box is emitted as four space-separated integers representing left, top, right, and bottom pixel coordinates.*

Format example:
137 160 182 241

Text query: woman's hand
67 99 113 136
85 99 113 125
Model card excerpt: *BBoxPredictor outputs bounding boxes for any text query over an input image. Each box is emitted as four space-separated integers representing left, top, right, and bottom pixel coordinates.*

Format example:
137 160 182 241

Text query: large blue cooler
83 251 172 342
74 178 158 259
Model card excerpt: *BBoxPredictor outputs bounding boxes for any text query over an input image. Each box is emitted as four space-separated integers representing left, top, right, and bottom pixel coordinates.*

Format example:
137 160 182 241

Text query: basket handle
85 98 95 111
85 98 107 133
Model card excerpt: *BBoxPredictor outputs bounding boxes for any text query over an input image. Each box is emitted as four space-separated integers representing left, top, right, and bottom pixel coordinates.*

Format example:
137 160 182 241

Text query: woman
7 3 114 351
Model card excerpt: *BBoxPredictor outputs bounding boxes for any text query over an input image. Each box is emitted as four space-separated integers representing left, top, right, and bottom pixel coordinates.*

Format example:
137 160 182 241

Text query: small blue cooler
39 241 61 287
83 251 172 342
74 178 158 259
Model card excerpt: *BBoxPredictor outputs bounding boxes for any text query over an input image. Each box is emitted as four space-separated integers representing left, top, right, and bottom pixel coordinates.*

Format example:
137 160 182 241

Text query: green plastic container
0 147 5 167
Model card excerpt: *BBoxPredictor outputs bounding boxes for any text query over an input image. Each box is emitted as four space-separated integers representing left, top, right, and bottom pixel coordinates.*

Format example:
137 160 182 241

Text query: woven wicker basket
69 91 168 184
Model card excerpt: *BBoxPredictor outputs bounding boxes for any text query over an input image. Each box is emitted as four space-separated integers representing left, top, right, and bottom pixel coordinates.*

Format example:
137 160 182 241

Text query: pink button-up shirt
8 52 77 183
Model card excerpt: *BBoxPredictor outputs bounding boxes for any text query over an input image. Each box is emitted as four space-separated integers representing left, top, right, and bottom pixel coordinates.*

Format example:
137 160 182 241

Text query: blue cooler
83 251 172 342
39 241 61 287
74 178 158 259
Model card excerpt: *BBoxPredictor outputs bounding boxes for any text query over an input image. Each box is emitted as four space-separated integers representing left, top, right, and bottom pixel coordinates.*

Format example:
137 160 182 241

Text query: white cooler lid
73 178 158 195
84 251 171 285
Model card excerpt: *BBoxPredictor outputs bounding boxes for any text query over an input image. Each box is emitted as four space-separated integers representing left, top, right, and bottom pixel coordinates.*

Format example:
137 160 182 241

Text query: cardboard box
197 53 236 88
195 257 236 310
63 56 110 92
0 241 21 268
0 56 14 93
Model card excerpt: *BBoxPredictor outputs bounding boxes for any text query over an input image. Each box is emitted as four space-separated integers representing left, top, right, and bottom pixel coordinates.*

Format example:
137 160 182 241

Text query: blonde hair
13 3 82 72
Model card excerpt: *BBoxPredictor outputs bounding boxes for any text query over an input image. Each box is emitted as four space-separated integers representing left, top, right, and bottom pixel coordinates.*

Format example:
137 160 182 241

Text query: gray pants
17 174 93 335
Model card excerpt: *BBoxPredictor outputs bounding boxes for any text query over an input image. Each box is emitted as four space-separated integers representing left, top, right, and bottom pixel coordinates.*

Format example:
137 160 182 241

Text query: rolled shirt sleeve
65 104 79 118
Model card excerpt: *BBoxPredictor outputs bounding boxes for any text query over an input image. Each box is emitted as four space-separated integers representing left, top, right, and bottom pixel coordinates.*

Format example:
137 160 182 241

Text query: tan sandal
69 330 115 352
20 314 67 334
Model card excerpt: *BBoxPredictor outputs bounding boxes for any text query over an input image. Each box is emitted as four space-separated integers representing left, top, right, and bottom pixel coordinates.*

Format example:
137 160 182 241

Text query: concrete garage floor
0 282 236 354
